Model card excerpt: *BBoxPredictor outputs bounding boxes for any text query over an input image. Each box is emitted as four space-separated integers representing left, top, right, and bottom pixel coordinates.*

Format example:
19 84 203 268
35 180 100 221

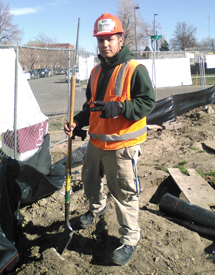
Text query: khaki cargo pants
82 140 141 246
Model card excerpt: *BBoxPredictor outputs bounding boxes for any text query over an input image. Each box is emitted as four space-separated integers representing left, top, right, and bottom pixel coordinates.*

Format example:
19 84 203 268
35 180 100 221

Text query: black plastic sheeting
1 85 215 273
147 85 215 125
55 141 88 168
0 134 65 274
159 193 215 237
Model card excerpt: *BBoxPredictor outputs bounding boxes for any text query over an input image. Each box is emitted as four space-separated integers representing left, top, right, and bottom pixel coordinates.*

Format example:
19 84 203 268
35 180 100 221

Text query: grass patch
48 115 67 131
145 163 154 166
192 76 215 86
190 147 205 153
198 170 215 178
198 171 205 178
79 80 88 86
179 160 188 165
197 170 215 189
155 165 168 172
174 160 188 175
155 159 161 162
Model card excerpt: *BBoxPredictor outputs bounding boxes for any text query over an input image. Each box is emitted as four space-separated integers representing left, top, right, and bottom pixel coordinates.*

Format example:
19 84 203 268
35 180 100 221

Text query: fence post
199 52 206 90
14 47 19 159
152 51 157 101
67 50 71 121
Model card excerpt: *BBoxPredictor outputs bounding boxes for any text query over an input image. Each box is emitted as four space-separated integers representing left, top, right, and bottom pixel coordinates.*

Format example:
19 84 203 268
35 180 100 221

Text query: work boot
112 244 137 266
80 205 109 229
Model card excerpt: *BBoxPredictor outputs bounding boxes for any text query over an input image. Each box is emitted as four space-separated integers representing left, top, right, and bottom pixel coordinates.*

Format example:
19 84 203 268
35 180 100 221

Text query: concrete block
162 121 182 130
173 121 182 130
162 122 174 130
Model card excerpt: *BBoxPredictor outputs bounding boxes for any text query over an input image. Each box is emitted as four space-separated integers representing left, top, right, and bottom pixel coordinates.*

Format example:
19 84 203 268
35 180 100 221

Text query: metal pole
154 14 158 52
134 6 140 58
207 15 211 51
67 51 71 120
14 47 19 159
73 18 80 76
134 9 137 53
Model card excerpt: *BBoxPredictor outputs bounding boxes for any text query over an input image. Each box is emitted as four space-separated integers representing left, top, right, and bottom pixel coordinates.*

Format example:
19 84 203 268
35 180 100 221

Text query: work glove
72 127 87 141
90 101 124 118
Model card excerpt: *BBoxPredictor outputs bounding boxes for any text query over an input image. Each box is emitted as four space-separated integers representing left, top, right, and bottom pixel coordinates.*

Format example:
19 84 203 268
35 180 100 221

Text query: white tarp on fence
138 57 192 88
0 48 48 160
78 56 94 81
206 54 215 69
0 48 48 132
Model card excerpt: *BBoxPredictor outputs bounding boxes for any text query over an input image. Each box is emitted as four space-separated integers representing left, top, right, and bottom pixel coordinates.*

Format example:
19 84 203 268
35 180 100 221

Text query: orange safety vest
88 59 147 150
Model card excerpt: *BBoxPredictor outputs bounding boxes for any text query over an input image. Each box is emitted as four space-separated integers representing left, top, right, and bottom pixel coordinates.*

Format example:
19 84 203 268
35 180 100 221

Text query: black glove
90 101 124 118
72 127 87 141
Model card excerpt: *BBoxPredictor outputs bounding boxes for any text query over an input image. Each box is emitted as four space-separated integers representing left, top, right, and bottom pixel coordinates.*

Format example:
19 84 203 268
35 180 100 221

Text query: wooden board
168 168 215 210
203 141 215 152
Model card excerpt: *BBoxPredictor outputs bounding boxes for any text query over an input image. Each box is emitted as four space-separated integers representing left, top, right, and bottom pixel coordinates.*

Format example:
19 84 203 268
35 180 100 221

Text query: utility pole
207 15 211 51
154 14 158 51
134 6 140 57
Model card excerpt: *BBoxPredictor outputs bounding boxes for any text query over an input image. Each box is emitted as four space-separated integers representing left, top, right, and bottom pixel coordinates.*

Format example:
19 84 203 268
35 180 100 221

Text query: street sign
151 35 162 40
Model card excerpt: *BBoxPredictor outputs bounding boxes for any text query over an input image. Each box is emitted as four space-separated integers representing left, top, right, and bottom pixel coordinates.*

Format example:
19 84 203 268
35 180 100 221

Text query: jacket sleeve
122 64 156 121
73 80 91 128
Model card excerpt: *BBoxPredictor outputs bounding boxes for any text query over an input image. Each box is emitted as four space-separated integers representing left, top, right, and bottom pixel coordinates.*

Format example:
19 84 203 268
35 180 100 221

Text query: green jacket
74 45 155 128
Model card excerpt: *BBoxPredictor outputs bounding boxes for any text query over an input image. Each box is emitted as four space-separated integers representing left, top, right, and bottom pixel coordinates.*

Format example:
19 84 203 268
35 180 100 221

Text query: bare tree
209 38 215 51
199 37 215 51
170 22 198 51
0 1 23 44
33 32 58 45
117 0 152 51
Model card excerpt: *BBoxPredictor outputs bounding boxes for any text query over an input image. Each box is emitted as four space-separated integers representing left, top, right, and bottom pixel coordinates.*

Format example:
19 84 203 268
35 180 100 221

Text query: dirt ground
6 104 215 275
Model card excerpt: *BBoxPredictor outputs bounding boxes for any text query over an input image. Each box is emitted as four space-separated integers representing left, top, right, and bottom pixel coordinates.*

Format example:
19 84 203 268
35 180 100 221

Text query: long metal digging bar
58 17 80 255
58 74 76 255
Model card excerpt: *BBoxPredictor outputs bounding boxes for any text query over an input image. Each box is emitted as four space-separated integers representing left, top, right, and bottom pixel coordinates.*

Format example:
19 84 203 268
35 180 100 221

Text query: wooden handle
69 75 76 133
66 75 76 175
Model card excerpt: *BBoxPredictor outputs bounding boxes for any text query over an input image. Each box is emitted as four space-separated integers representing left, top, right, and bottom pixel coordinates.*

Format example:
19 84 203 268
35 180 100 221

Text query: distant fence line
0 44 214 163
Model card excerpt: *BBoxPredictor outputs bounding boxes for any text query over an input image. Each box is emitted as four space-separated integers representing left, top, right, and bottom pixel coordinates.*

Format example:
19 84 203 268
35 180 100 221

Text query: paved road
29 74 210 116
155 85 211 101
29 74 86 116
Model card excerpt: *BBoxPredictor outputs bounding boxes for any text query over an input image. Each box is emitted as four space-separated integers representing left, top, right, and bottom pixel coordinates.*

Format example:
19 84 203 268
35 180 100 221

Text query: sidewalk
155 85 212 101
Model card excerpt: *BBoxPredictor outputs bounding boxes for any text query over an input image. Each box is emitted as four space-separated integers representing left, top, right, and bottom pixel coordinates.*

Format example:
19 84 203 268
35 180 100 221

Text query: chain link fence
0 45 214 164
134 50 215 89
0 44 96 163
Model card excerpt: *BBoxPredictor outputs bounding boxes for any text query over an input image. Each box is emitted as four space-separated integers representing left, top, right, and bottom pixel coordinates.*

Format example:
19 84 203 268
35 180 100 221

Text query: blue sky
1 0 215 53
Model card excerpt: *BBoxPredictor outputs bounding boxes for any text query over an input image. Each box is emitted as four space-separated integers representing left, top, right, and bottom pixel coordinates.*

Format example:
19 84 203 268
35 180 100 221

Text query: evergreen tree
159 40 169 51
143 46 150 58
144 46 151 51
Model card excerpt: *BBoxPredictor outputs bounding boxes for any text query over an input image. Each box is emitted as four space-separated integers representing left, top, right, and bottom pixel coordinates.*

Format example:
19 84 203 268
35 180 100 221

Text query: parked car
65 69 72 82
54 68 62 75
65 68 79 83
61 68 67 75
24 71 31 80
47 68 54 77
30 69 40 79
39 68 49 78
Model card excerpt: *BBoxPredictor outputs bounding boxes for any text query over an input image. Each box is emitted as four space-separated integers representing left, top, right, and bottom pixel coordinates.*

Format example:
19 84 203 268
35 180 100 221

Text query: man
64 13 155 265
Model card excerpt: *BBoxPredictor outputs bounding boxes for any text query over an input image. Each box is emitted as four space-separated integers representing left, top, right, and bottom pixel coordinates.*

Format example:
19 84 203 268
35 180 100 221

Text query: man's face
97 34 124 60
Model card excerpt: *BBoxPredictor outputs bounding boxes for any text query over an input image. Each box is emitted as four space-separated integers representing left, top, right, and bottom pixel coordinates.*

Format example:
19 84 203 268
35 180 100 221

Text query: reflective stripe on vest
91 64 101 88
89 59 147 150
91 61 130 96
89 125 147 142
114 60 130 96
